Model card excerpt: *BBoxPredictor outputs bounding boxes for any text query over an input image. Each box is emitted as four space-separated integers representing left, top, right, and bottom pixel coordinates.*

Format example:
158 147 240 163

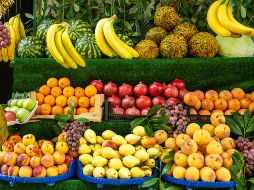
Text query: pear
114 150 121 159
89 144 102 152
118 167 131 179
93 166 105 178
91 156 108 167
122 155 140 168
102 130 116 140
147 147 161 159
93 149 101 157
132 126 146 136
144 158 156 168
112 135 127 146
119 144 135 156
108 158 124 170
79 154 93 165
153 144 163 152
83 164 94 176
130 167 146 178
135 145 146 151
78 144 91 154
125 134 141 145
101 147 117 159
141 166 152 177
84 129 97 144
96 136 105 145
134 149 149 162
106 168 118 179
79 137 87 144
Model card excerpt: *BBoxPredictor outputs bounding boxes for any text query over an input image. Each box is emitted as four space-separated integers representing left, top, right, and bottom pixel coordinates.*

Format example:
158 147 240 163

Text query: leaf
159 179 165 190
25 13 35 19
58 121 67 128
51 137 58 143
150 115 169 124
226 117 243 136
142 177 159 188
232 112 244 129
147 105 161 117
246 116 254 133
77 118 90 123
159 108 166 115
130 117 146 130
144 124 154 137
74 3 80 12
51 125 62 135
241 5 247 18
244 109 251 127
162 160 174 175
248 178 254 184
55 114 70 122
163 150 175 161
151 124 171 131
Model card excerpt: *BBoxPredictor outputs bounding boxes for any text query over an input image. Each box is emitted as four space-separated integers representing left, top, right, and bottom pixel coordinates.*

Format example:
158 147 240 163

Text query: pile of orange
184 88 254 115
36 77 97 115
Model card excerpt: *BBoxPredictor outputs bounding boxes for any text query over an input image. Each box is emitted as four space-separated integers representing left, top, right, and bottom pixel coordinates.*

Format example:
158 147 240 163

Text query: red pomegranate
134 82 148 97
178 89 188 100
149 82 163 97
113 106 125 114
103 82 118 97
107 95 121 107
164 85 178 98
152 96 166 106
162 83 168 91
166 97 180 106
125 107 140 115
136 95 152 109
118 83 133 98
171 79 186 90
90 80 104 93
122 96 135 109
141 107 150 115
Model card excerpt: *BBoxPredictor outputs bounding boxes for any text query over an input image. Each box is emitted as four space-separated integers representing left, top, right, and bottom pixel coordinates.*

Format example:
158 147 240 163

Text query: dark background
0 0 33 103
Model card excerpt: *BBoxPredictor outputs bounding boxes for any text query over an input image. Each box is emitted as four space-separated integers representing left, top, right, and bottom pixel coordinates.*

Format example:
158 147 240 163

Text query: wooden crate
29 92 104 122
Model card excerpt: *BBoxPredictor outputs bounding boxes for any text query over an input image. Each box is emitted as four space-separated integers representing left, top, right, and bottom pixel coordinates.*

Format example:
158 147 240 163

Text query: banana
13 16 20 46
55 28 77 69
19 16 26 39
62 27 86 67
95 18 117 57
0 48 2 62
207 0 231 37
103 18 133 59
2 47 8 62
9 16 15 26
5 23 15 61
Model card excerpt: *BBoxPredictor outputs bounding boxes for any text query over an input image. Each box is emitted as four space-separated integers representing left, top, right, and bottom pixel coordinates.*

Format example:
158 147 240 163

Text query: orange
77 108 88 115
214 99 227 111
78 97 89 108
67 96 79 108
56 95 68 107
40 104 51 115
75 87 85 98
89 107 95 112
64 106 76 115
47 78 58 88
35 105 41 115
36 93 45 105
225 110 235 115
250 91 254 102
51 106 64 115
227 99 241 111
194 100 201 110
44 95 56 106
85 85 97 98
189 108 197 115
205 90 218 101
183 92 199 107
240 98 251 109
63 86 75 98
58 77 71 89
238 109 247 115
249 102 254 112
89 96 95 107
199 110 211 115
231 88 245 100
219 90 232 101
246 93 251 100
212 110 224 115
201 99 214 111
51 87 62 97
193 90 205 101
39 85 51 96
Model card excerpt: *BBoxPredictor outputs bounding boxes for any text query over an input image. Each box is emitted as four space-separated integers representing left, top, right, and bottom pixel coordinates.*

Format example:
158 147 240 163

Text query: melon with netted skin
117 34 134 48
135 39 159 59
145 27 168 45
173 22 198 41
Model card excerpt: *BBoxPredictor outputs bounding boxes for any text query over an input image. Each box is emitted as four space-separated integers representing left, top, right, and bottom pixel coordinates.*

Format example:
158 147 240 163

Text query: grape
0 24 11 49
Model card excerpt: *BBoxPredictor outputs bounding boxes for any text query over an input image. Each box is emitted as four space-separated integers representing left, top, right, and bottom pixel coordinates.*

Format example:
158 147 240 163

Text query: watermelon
68 20 93 43
75 34 101 58
36 19 55 43
45 46 52 58
17 36 45 58
117 34 134 47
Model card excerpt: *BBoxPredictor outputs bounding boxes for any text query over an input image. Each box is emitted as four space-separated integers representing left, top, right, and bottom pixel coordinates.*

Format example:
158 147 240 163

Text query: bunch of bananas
9 14 26 46
1 22 15 62
95 15 139 59
46 23 85 69
207 0 254 37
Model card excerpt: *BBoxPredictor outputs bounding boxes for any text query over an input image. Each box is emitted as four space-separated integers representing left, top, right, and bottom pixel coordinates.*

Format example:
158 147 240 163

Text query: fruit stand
0 0 254 190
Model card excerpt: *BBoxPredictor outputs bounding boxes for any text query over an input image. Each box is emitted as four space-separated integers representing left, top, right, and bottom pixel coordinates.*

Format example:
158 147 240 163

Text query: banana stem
111 14 117 20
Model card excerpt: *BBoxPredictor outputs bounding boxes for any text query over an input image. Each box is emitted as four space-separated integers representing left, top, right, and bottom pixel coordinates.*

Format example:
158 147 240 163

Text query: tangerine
231 88 245 100
74 87 85 98
44 95 56 106
85 85 97 98
78 97 89 108
39 85 51 96
219 90 232 101
55 95 68 107
224 110 235 115
238 109 247 115
36 93 45 105
240 98 251 109
89 107 95 112
249 102 254 113
228 99 241 111
40 104 51 115
63 86 75 98
67 96 79 108
47 78 58 88
58 77 71 89
76 107 88 115
90 96 95 107
51 87 62 97
35 105 41 115
51 106 64 115
250 91 254 102
199 110 211 115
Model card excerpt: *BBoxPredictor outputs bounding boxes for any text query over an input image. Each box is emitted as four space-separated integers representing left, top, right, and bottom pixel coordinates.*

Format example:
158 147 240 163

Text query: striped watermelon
75 34 101 58
36 19 55 43
17 36 45 58
68 20 93 43
45 46 52 58
117 34 134 47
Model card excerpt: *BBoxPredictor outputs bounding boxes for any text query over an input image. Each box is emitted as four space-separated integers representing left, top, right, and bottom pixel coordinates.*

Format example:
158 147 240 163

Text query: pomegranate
152 96 166 106
90 80 104 93
164 85 178 98
118 83 133 98
141 107 150 115
122 96 135 109
125 107 140 115
171 79 186 90
136 95 152 109
103 82 118 97
113 106 125 114
166 97 180 106
149 82 163 97
134 82 148 97
162 83 168 91
178 89 188 100
107 95 121 107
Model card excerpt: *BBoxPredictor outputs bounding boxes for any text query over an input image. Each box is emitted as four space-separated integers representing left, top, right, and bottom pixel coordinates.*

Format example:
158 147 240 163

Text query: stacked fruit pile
164 112 235 182
184 88 254 115
0 134 73 177
36 77 97 115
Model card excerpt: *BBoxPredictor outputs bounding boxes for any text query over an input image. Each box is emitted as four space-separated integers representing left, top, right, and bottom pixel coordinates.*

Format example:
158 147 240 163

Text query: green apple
23 98 36 111
4 107 11 111
10 99 18 107
10 106 20 114
16 108 30 123
17 99 25 108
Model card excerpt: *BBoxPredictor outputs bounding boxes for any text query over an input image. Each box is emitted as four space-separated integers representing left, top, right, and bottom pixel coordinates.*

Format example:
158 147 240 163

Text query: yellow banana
46 24 68 68
207 0 231 37
62 28 86 67
19 17 26 39
0 48 2 62
227 0 254 37
2 47 8 62
5 23 15 61
9 16 15 26
55 28 77 69
103 18 133 59
13 16 20 46
95 18 117 57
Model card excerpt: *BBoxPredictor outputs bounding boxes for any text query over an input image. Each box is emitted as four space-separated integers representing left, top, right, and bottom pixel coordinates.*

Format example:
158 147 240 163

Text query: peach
201 99 214 111
187 152 204 169
33 142 40 148
184 92 199 107
181 139 198 155
231 88 245 100
190 108 198 115
186 123 201 137
198 144 208 155
58 163 68 175
240 98 251 109
210 112 225 127
212 110 224 115
53 151 65 165
175 134 191 148
64 154 73 166
46 166 59 176
219 90 232 101
0 151 7 166
194 90 205 101
174 151 188 167
250 91 254 101
19 166 33 177
102 140 118 150
246 93 251 100
205 90 219 101
38 140 46 147
195 100 201 110
55 142 69 154
22 134 36 146
202 124 215 136
30 156 41 168
41 141 54 155
193 130 211 145
185 167 200 181
14 143 26 154
154 130 168 144
228 99 241 111
205 154 223 170
225 109 235 115
210 136 220 142
165 138 178 151
216 167 231 181
221 137 236 151
214 99 227 111
26 144 40 157
227 149 237 157
173 166 186 179
7 165 19 176
249 102 254 113
17 153 30 167
221 152 233 169
214 124 230 139
69 150 79 158
57 132 67 142
238 109 246 115
8 134 22 144
199 110 211 115
4 152 18 166
140 136 157 148
167 163 176 176
206 141 223 154
200 167 216 182
33 166 47 177
2 141 14 152
41 154 54 168
1 164 9 175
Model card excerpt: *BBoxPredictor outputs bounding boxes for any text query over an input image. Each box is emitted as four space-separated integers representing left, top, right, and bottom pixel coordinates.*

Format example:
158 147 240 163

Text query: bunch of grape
0 22 11 48
235 136 254 177
62 121 90 151
164 103 190 135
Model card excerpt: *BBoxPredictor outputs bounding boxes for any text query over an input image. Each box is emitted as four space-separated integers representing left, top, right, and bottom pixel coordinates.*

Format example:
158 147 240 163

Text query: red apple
4 111 16 122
